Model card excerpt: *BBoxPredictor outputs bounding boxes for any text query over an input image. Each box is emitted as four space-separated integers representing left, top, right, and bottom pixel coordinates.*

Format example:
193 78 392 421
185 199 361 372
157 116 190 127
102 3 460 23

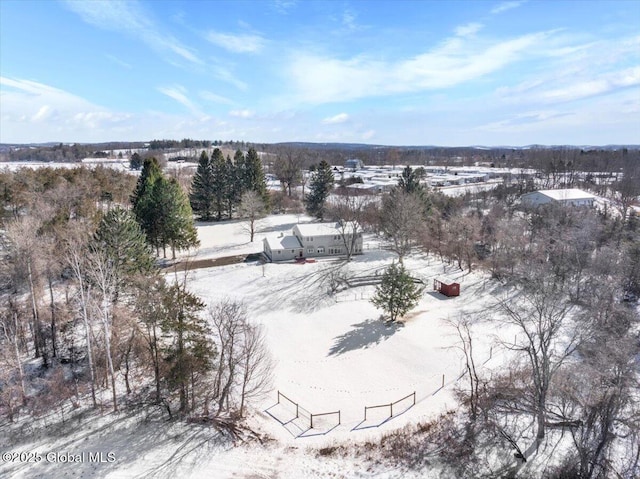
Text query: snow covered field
1 214 518 479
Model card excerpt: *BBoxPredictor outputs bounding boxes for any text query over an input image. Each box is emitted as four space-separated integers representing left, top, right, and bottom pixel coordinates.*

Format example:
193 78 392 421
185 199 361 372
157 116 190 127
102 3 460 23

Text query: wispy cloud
205 31 265 53
229 109 255 118
157 85 205 117
105 54 132 70
271 0 297 14
322 113 349 124
362 130 375 140
479 110 572 131
0 77 131 142
491 1 526 15
537 67 640 103
199 90 235 105
64 0 201 64
455 23 483 37
287 29 553 104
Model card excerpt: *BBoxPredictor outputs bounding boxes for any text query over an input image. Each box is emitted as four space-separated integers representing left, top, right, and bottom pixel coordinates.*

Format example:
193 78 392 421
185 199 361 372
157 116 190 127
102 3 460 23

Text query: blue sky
1 0 638 146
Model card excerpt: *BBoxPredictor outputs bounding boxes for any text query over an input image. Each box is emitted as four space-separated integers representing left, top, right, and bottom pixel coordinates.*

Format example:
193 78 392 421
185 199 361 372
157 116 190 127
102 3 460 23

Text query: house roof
263 234 302 250
534 189 596 201
295 222 358 236
295 223 341 236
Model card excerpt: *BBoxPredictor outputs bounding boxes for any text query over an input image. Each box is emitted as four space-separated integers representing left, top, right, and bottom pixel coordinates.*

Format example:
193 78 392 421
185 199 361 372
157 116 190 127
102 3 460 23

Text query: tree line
189 147 269 222
0 164 272 424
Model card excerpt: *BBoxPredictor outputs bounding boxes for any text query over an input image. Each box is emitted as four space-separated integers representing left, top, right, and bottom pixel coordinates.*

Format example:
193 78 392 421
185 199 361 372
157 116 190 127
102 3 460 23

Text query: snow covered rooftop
537 188 596 200
264 234 302 250
295 222 343 237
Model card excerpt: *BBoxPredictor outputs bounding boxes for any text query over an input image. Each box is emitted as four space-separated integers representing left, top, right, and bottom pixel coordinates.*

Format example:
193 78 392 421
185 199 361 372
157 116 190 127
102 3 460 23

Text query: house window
307 248 314 253
291 250 295 253
317 247 325 253
277 251 281 255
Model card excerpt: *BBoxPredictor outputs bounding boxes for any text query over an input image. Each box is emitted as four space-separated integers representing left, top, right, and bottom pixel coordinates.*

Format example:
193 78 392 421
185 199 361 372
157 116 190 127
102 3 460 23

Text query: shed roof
536 189 596 201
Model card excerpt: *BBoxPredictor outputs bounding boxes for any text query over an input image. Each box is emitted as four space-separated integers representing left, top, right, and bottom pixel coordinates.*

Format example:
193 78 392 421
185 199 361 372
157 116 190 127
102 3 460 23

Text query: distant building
344 158 364 170
263 222 363 262
520 188 596 208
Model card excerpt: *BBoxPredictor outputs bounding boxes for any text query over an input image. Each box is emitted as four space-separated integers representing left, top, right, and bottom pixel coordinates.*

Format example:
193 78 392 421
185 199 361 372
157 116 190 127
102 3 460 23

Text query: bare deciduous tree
497 280 578 445
238 323 273 417
381 190 427 263
238 190 266 242
273 150 304 197
62 222 97 408
209 300 273 419
328 192 370 260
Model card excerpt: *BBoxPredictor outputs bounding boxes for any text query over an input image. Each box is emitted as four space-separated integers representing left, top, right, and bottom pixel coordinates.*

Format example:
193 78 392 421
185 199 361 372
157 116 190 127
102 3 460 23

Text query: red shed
433 277 460 297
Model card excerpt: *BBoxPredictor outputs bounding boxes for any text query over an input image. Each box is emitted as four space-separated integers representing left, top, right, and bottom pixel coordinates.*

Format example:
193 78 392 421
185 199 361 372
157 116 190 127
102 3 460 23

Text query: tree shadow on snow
328 319 404 356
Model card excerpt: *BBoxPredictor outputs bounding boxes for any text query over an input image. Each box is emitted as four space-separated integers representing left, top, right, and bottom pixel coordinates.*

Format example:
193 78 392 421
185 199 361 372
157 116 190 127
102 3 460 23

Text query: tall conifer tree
190 150 215 221
305 160 334 220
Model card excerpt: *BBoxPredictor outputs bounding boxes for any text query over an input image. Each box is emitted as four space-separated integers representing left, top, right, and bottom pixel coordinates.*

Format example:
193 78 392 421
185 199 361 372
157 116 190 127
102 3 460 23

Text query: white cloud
362 130 375 140
64 0 202 64
322 113 349 124
32 105 53 122
0 77 131 143
287 30 552 104
199 90 234 105
105 54 132 69
272 0 297 14
491 1 526 15
229 109 255 118
157 85 205 117
205 31 265 53
455 23 483 37
537 67 640 103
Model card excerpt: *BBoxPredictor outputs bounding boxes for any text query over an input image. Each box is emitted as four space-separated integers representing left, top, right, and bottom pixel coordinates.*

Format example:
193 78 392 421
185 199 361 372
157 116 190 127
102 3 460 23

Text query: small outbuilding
520 188 596 208
433 277 460 297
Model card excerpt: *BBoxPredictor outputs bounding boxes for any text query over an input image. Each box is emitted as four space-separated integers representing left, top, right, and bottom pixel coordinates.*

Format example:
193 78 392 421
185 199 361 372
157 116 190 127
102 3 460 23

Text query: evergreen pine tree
245 147 270 210
398 165 426 195
234 149 246 189
190 150 215 221
160 283 214 413
305 160 334 220
370 262 423 322
211 148 227 221
93 206 155 299
131 157 162 210
152 177 199 258
129 152 142 170
132 157 163 252
224 155 240 219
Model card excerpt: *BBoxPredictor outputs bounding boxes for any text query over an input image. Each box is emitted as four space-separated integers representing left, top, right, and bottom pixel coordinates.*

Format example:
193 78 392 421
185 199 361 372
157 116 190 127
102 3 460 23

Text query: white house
344 158 364 170
520 188 597 208
263 222 363 262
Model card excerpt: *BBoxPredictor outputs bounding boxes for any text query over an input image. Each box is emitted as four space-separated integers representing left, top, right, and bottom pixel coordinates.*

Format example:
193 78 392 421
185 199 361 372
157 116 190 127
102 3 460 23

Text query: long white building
520 188 597 207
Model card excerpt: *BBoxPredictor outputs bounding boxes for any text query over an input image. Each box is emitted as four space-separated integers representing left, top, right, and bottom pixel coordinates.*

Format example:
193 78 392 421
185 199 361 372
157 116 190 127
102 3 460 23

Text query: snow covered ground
1 213 519 478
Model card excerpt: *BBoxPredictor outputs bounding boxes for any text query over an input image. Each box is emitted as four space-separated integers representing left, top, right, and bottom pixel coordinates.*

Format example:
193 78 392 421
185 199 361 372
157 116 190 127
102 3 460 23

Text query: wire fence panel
391 391 416 417
364 403 392 422
277 391 299 418
310 410 341 430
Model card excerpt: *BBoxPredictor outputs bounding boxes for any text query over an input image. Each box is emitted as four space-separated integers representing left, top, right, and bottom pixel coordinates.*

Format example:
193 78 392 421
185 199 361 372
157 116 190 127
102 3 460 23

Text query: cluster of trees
0 164 272 424
189 148 269 222
307 161 638 476
348 165 639 477
132 158 199 259
148 138 212 150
